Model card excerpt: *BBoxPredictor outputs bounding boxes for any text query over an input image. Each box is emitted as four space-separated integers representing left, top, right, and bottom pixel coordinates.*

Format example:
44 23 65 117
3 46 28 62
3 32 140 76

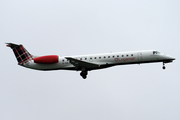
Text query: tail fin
6 43 33 64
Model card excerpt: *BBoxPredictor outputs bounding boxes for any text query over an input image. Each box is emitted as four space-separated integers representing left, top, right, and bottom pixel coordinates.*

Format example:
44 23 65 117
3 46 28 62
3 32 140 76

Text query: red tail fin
6 43 33 64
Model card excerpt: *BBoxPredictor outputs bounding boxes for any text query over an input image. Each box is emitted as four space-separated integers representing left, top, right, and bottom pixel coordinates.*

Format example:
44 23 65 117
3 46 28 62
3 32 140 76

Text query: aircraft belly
24 62 74 70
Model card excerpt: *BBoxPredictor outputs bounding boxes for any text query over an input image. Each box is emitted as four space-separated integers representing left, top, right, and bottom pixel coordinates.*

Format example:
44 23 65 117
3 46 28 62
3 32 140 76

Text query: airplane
6 43 175 79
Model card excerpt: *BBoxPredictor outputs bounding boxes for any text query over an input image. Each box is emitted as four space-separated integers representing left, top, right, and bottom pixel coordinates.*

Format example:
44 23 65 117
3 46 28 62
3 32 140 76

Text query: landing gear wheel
162 62 166 70
163 66 166 69
82 75 87 79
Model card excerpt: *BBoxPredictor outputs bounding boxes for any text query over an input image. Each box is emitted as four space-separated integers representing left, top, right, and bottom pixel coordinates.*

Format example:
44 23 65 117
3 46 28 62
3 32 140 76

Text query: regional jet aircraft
6 43 175 79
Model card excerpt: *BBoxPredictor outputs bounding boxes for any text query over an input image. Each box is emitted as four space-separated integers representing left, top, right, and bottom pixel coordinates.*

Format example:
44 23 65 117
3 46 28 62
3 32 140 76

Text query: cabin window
104 56 106 58
85 58 87 60
90 57 92 59
122 55 124 57
131 54 133 56
62 59 64 61
108 56 110 58
80 58 82 60
113 56 115 58
126 55 128 57
94 57 96 59
99 57 101 59
117 55 119 57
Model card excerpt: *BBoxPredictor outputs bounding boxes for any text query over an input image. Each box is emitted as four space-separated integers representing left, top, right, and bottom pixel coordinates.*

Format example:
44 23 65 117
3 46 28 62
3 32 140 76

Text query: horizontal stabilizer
6 43 20 48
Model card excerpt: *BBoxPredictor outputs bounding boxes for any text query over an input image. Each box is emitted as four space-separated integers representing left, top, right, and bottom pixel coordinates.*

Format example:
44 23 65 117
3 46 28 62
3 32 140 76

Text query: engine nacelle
34 55 59 64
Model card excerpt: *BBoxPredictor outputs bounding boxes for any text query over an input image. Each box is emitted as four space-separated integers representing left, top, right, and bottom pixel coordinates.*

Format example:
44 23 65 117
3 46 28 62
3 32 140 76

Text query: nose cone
161 55 175 62
171 57 176 60
166 55 175 61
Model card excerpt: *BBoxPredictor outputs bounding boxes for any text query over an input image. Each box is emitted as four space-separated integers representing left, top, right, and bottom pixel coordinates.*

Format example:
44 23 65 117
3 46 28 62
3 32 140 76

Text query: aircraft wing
65 57 100 69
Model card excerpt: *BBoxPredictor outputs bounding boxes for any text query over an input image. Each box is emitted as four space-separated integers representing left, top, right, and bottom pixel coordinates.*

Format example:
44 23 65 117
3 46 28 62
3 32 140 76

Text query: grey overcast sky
0 0 180 120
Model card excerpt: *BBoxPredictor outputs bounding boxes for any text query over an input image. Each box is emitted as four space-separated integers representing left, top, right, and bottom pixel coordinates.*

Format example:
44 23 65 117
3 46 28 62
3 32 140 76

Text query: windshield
153 51 160 55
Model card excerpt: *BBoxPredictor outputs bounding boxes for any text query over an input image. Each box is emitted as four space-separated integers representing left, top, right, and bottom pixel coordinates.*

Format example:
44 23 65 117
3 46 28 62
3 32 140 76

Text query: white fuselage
6 43 175 79
23 50 174 71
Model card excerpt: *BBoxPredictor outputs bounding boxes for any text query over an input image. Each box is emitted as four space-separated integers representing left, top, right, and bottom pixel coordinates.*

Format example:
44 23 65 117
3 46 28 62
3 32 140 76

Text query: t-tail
6 43 33 65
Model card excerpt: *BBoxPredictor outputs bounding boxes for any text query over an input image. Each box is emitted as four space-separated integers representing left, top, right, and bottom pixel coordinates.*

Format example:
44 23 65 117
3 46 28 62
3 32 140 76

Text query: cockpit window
153 51 160 54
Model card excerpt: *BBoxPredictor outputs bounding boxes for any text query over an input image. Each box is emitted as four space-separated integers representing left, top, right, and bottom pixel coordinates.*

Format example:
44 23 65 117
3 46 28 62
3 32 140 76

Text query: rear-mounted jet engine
34 55 59 64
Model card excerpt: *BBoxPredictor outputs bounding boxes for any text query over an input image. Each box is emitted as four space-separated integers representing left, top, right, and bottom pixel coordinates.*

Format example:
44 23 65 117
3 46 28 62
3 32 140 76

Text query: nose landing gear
162 62 166 69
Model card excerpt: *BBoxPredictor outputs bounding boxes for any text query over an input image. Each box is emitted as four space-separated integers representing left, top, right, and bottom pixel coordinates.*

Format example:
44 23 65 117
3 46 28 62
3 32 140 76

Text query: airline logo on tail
6 43 33 65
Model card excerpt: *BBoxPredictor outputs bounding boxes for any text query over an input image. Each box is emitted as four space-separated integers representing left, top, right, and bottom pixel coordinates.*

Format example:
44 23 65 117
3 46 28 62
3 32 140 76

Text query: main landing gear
80 70 88 79
162 62 166 69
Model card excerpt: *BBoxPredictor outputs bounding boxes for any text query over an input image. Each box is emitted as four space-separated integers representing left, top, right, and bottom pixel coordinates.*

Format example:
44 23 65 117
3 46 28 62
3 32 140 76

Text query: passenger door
138 52 143 62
